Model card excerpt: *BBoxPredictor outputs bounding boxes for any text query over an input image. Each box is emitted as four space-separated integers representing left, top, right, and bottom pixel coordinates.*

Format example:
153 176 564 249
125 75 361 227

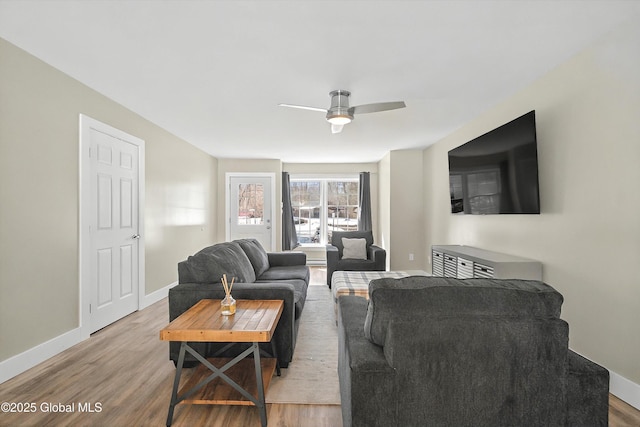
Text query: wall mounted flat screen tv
448 110 540 214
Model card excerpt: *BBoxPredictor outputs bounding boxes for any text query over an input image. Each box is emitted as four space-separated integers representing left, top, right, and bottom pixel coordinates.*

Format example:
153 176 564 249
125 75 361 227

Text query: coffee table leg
166 342 187 426
271 341 281 376
252 342 267 427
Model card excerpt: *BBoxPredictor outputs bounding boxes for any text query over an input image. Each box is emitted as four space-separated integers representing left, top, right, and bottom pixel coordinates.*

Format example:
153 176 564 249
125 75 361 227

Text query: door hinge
89 304 92 314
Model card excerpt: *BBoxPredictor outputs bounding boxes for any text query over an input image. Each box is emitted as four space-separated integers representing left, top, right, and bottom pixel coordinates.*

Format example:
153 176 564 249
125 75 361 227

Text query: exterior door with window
228 175 274 250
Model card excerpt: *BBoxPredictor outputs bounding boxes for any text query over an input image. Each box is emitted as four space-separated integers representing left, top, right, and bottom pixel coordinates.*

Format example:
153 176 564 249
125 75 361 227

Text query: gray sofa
168 238 309 368
338 276 609 427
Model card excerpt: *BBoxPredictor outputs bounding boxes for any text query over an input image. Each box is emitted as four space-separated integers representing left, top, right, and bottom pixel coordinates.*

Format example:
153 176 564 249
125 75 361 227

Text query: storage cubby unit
432 250 444 276
431 245 542 280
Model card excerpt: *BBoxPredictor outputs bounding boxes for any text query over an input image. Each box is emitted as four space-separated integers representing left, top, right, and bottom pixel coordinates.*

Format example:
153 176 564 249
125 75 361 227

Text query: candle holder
221 294 236 315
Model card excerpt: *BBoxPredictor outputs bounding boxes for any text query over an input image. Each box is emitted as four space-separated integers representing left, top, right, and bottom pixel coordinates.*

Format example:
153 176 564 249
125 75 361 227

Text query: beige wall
423 21 640 383
146 139 218 288
379 150 425 270
0 38 217 362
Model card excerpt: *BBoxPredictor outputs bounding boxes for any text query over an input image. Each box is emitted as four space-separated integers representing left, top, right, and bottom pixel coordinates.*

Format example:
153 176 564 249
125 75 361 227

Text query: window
290 181 321 243
290 177 359 245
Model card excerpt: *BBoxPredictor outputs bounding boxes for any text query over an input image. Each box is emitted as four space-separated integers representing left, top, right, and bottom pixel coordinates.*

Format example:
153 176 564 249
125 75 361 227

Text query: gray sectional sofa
168 238 309 368
338 276 609 427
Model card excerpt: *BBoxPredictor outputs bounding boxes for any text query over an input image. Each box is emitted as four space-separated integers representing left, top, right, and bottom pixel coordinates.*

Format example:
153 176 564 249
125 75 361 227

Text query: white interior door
80 115 144 334
228 174 274 250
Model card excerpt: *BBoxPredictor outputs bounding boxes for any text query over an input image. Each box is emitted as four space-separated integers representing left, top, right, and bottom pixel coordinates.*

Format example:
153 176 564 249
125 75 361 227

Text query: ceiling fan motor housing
326 90 354 123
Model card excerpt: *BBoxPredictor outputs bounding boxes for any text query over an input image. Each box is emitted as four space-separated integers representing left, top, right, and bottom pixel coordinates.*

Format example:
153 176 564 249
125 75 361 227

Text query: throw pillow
186 242 256 284
236 238 270 277
341 238 367 260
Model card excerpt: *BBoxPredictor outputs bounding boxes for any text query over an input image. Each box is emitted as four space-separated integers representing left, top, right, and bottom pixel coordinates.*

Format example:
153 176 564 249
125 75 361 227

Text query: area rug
266 283 341 405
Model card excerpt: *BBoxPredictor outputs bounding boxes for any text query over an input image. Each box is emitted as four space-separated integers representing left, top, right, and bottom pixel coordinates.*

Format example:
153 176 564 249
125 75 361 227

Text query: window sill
298 243 325 249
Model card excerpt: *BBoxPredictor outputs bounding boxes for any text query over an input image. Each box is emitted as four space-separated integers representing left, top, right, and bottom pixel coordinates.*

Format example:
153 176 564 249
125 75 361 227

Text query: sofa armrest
168 281 297 367
267 251 307 267
566 350 609 427
326 245 340 287
338 296 397 427
368 245 386 270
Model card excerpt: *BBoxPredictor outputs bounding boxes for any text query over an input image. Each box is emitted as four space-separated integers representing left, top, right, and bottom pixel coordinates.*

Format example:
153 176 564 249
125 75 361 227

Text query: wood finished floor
0 267 638 426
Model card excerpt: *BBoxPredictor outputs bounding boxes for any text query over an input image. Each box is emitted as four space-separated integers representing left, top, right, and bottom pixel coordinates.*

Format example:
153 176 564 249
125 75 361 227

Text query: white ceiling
1 0 639 163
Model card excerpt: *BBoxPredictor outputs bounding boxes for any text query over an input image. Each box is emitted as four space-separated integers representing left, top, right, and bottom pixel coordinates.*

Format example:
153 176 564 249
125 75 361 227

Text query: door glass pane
237 184 264 225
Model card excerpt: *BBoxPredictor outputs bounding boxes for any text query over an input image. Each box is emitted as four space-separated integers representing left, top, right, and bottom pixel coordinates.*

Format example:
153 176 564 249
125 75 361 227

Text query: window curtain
282 172 299 250
358 172 373 231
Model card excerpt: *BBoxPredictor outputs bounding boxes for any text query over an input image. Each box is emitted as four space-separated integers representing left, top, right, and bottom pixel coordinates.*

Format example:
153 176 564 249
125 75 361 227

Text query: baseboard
570 348 640 411
610 369 640 410
140 280 178 309
0 327 84 384
1 281 178 385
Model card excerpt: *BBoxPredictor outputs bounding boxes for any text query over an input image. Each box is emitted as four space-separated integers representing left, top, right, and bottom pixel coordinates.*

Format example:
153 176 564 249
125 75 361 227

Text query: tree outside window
237 184 264 224
326 181 358 242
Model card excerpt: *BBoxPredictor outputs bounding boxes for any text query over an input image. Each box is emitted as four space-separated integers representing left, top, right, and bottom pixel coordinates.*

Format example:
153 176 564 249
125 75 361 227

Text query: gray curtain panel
282 172 299 250
358 171 372 231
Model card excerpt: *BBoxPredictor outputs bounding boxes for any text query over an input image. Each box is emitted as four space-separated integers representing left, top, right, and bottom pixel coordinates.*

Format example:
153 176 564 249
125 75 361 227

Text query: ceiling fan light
326 114 352 125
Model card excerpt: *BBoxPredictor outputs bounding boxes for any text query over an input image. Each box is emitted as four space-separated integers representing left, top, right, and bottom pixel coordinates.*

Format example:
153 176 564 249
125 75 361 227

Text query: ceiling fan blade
331 123 344 134
351 101 406 115
278 103 327 113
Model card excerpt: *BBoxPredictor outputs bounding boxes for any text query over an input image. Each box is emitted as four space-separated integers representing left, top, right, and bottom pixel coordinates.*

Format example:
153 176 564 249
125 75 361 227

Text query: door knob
132 234 141 239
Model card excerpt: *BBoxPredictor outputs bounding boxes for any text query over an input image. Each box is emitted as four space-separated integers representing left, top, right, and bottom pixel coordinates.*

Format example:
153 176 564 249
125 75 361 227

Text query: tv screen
448 110 540 214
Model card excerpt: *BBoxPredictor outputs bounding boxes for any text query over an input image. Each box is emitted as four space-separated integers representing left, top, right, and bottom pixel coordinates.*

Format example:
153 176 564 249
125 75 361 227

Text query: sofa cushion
277 279 308 319
235 238 270 277
256 265 309 282
181 242 256 284
364 276 563 346
342 238 367 260
254 276 308 319
256 266 309 319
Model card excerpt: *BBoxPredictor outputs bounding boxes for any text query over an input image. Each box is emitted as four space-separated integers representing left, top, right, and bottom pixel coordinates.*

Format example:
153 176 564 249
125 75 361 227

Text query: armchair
326 230 386 288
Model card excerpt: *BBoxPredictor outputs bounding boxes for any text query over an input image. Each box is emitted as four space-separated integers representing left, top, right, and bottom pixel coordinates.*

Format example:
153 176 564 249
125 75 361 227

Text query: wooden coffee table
160 299 284 427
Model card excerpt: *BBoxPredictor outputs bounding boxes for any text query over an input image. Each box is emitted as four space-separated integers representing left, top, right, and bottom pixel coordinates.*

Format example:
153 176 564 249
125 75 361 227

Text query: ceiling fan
279 90 406 134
